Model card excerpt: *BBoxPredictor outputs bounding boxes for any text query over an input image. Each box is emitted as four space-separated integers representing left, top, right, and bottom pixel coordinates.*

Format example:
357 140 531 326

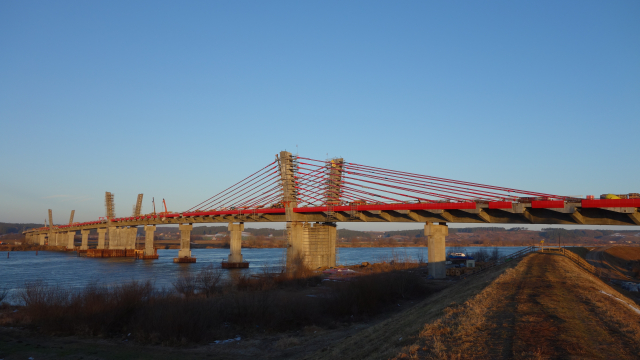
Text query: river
1 246 527 304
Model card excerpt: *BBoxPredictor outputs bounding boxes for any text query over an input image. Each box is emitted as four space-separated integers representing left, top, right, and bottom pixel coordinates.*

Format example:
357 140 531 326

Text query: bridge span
23 151 640 278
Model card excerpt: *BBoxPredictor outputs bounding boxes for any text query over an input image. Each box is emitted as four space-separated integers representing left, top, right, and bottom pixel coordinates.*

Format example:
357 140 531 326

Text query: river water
1 246 526 304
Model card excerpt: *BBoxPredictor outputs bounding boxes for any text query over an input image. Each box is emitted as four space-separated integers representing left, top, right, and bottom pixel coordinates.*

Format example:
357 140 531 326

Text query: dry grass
393 252 640 360
603 246 640 279
564 246 589 259
274 336 301 349
304 257 523 360
14 262 432 345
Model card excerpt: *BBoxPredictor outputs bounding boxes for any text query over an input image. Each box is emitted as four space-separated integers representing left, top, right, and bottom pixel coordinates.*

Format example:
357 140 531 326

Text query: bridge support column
51 232 59 246
223 223 248 268
66 231 76 250
108 227 120 249
97 228 107 249
39 233 46 245
286 222 336 270
425 222 448 279
144 225 156 257
174 224 195 263
124 227 137 249
80 230 90 250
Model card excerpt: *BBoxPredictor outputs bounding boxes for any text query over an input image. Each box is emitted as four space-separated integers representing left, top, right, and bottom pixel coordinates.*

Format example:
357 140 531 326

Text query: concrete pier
66 231 76 250
80 230 90 250
107 227 120 249
287 221 336 269
174 224 195 263
50 232 59 246
144 225 156 256
39 233 46 245
125 227 137 249
425 222 448 279
107 227 136 250
97 228 107 249
228 223 244 263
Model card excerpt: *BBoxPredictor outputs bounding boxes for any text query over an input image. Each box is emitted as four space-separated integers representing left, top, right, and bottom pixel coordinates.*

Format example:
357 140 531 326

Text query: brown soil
394 253 640 360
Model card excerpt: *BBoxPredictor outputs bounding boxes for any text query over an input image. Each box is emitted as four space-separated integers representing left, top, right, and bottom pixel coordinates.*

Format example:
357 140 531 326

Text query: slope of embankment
303 256 526 360
602 246 640 280
390 252 640 360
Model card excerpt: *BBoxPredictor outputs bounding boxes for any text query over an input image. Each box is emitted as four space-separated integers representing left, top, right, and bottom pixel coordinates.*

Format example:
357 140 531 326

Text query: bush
18 265 432 344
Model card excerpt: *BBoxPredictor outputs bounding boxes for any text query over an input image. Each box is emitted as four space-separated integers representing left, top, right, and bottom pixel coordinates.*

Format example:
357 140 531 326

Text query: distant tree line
0 222 42 235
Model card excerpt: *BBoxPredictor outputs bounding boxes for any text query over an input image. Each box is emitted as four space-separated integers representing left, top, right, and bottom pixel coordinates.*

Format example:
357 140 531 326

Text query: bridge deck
26 198 640 234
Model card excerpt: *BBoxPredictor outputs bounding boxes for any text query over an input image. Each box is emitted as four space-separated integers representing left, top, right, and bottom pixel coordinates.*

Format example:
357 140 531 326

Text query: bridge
23 151 640 278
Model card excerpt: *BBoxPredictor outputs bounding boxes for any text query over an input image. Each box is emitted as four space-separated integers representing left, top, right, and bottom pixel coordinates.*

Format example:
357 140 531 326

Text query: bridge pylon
281 151 338 271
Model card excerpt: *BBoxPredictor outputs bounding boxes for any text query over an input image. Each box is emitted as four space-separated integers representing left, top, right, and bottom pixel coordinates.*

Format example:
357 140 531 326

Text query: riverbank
3 249 639 359
0 254 521 359
0 259 446 359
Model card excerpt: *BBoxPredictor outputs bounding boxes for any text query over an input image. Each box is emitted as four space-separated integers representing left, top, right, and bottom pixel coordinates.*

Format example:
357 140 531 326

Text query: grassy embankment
390 252 640 360
602 246 640 280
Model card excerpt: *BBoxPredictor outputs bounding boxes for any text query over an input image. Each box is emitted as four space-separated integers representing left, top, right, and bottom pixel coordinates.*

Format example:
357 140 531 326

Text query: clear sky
1 1 639 231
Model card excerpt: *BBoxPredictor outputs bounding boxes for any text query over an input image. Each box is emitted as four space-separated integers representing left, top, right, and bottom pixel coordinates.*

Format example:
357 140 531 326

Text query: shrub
17 264 432 344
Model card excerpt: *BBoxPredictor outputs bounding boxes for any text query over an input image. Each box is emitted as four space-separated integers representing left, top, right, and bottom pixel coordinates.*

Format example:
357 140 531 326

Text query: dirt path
395 253 640 359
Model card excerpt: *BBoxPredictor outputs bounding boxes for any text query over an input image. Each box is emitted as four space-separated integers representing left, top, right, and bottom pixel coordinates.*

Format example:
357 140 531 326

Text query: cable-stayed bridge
23 151 640 277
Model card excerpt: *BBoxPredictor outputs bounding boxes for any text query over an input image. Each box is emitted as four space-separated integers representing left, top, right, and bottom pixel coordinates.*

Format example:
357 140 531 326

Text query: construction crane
159 198 169 216
69 210 75 225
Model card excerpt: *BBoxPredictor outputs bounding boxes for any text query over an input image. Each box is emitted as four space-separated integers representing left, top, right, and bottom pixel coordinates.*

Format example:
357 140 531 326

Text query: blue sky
1 1 639 230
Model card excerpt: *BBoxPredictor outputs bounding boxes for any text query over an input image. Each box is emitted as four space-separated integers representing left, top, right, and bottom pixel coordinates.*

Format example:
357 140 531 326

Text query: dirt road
395 253 640 359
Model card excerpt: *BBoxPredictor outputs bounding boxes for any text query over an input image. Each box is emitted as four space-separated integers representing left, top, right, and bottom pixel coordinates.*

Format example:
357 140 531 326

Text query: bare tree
196 265 224 298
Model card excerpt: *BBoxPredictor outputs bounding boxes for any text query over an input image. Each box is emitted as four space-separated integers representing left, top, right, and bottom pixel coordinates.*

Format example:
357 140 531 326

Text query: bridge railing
559 247 604 278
